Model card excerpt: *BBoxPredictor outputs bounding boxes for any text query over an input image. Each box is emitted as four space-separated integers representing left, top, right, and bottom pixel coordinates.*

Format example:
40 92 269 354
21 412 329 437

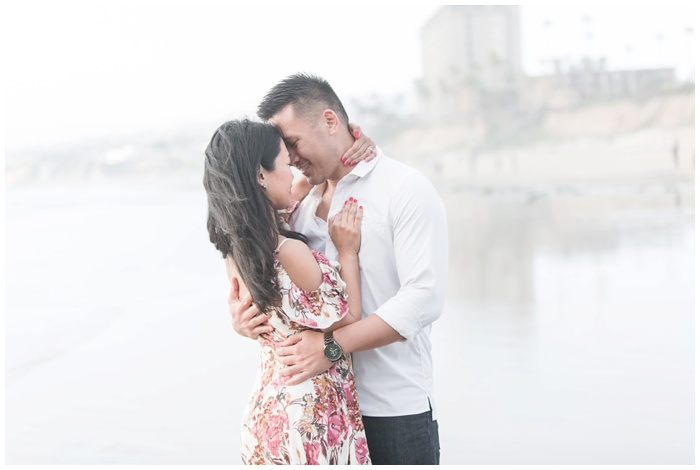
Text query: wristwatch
323 332 343 362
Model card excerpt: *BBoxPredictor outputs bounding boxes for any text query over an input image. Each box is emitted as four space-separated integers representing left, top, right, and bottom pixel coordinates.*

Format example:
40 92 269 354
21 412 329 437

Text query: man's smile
296 161 311 174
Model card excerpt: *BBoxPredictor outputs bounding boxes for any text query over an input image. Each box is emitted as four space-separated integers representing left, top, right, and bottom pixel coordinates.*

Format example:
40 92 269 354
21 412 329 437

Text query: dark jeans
362 409 440 465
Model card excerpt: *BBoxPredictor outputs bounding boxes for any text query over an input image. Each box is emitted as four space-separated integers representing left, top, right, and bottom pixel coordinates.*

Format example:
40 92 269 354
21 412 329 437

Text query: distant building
524 59 677 110
419 6 679 122
419 5 522 123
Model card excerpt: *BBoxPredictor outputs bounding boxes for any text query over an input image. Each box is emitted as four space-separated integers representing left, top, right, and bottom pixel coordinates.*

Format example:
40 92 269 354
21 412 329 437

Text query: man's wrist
323 331 343 361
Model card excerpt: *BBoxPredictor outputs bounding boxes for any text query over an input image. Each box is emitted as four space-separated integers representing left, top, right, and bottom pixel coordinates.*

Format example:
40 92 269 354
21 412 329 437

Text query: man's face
269 104 339 186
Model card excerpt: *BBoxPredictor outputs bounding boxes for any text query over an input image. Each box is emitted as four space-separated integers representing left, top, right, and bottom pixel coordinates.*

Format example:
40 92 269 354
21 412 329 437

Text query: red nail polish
359 206 363 210
354 131 360 138
352 161 357 165
342 156 347 162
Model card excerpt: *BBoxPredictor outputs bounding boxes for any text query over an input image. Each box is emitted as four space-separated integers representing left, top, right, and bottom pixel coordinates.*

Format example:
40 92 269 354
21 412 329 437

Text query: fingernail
342 156 347 162
352 161 357 165
354 131 360 138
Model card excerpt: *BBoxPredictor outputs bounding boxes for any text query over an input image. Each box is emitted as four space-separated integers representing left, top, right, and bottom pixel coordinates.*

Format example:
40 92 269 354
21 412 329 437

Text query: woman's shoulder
276 239 323 292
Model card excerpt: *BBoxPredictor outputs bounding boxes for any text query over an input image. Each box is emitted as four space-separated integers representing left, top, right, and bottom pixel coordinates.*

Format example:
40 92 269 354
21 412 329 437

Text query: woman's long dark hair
203 119 306 313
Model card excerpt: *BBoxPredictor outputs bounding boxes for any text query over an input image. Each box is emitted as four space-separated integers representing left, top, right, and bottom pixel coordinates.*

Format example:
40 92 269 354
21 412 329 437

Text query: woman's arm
276 239 323 292
322 198 363 331
276 200 361 335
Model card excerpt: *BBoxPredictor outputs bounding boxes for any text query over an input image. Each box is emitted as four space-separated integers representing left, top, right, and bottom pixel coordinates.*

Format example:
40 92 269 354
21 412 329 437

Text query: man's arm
368 172 448 338
229 277 273 339
276 314 402 384
277 173 449 384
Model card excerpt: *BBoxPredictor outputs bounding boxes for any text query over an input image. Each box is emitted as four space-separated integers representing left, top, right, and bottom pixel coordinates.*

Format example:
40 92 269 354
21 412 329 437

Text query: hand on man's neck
325 132 356 186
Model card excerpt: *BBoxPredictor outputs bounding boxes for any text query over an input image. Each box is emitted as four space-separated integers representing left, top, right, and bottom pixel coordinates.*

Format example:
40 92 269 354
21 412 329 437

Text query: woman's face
260 139 294 210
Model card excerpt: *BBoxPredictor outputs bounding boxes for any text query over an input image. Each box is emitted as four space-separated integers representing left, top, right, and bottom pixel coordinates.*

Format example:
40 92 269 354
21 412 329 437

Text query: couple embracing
203 73 448 465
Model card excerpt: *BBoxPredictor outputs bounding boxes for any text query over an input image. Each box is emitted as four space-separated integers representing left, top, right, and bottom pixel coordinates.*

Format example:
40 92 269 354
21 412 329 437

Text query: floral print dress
240 247 371 465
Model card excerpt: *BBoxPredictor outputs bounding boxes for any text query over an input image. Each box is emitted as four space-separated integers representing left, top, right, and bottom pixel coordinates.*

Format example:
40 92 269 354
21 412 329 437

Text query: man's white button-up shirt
291 150 448 418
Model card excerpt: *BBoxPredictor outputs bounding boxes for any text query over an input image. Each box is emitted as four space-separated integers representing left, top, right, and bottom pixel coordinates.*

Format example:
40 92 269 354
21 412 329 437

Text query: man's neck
327 160 354 186
326 133 356 184
315 167 349 221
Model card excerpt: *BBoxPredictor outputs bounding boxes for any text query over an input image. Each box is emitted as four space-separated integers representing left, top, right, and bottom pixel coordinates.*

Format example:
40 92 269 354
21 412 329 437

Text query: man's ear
322 109 340 135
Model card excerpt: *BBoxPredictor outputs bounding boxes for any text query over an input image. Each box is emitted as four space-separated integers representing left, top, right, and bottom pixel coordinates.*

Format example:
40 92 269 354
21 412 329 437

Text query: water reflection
442 184 693 304
434 184 694 464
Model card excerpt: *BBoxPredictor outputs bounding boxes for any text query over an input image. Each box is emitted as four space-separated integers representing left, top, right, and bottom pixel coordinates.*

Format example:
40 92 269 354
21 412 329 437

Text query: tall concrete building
419 5 522 122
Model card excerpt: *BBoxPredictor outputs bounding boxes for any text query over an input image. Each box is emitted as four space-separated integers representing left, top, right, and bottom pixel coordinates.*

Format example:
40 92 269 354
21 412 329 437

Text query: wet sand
5 171 695 464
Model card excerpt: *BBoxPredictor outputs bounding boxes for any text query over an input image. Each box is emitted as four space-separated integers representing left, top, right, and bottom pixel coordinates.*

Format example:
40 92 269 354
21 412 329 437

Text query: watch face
324 343 343 361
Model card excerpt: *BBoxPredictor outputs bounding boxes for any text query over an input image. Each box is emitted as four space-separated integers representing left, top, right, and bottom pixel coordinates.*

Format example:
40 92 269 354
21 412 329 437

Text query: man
230 73 448 464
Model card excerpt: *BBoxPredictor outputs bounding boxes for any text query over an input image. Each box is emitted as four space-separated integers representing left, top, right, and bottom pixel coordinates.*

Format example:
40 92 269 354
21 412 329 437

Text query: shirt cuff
374 295 424 340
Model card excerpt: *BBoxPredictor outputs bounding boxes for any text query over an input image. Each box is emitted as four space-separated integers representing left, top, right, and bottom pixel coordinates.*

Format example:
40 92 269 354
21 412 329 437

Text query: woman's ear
322 109 340 135
258 168 267 189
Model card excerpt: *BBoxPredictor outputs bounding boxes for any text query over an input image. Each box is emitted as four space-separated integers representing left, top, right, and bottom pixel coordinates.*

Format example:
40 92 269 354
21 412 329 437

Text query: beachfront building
523 58 678 111
418 5 523 123
418 6 679 122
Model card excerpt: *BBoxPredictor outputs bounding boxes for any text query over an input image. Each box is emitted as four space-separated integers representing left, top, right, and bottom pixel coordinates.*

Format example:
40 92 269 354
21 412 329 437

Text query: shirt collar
306 183 324 201
344 146 383 180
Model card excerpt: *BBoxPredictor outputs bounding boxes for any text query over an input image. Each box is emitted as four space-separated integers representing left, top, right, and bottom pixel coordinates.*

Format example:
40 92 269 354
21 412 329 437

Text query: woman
203 119 371 465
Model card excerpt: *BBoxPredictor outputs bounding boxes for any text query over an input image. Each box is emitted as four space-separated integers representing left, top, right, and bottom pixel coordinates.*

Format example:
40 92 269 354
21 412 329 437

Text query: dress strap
275 238 291 253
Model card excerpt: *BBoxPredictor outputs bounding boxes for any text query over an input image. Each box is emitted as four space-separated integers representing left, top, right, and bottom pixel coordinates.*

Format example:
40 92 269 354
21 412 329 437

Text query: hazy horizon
5 2 695 151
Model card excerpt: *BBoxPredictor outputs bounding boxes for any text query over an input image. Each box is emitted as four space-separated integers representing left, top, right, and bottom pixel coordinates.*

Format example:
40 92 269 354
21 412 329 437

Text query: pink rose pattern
240 250 370 465
355 437 370 465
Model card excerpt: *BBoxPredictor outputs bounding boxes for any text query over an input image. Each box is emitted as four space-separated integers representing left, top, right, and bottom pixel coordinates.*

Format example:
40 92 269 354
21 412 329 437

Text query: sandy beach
5 88 696 465
5 154 694 464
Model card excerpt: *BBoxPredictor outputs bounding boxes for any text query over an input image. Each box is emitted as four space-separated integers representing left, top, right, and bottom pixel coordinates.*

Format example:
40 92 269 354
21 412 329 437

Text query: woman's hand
343 123 377 166
328 198 363 256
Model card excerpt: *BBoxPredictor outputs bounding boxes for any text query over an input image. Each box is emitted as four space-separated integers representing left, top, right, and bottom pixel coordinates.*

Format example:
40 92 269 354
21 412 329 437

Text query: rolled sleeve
374 173 448 339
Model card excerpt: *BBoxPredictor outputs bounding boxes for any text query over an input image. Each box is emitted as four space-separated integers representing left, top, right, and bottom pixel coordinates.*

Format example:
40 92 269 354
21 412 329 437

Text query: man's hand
276 330 332 385
228 277 272 339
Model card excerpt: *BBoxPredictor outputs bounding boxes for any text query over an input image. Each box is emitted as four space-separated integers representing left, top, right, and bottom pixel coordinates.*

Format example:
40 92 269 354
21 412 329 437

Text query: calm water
436 184 694 464
5 179 694 464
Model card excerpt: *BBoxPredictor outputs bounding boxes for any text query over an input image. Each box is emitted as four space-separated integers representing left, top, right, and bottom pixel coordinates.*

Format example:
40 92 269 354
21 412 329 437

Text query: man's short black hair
257 73 349 125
